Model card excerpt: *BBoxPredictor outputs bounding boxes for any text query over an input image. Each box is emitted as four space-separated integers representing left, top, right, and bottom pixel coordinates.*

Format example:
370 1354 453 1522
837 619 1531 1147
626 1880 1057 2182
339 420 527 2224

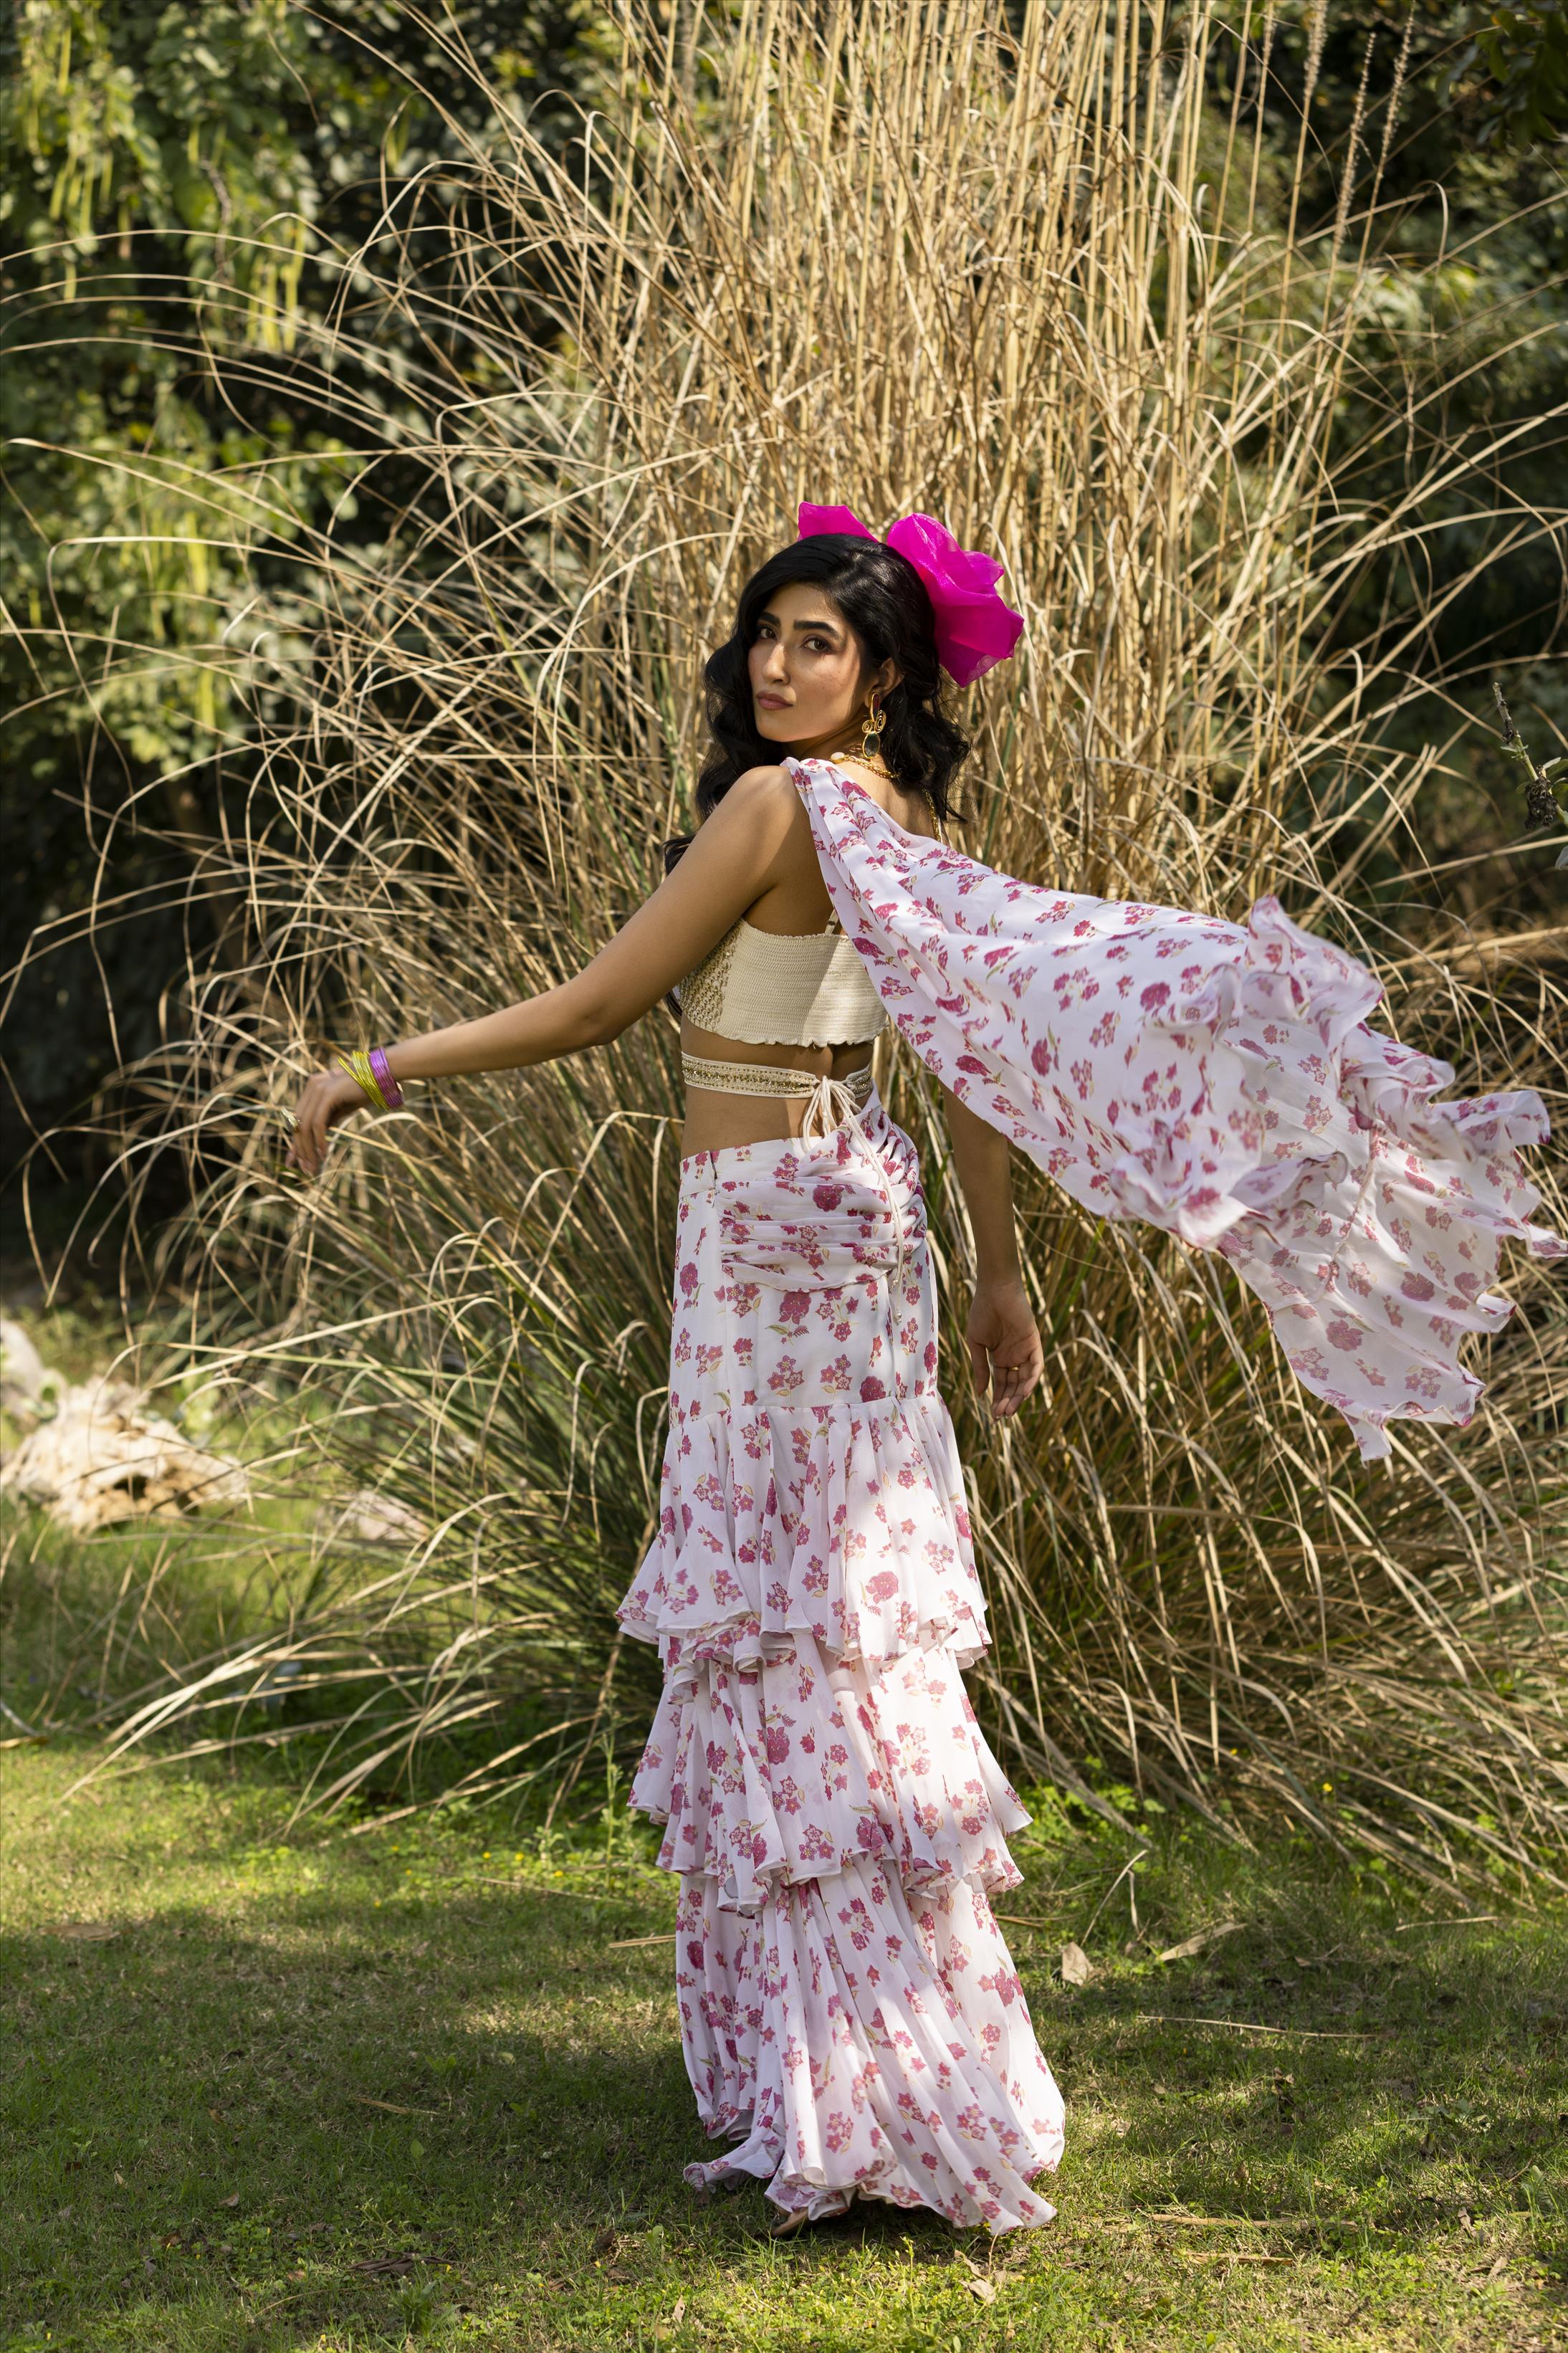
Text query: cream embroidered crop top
675 914 887 1046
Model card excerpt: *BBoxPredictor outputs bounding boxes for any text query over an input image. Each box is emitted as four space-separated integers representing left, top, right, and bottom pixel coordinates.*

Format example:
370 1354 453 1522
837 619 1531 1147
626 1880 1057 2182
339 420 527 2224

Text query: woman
288 510 1070 2236
288 504 1562 2235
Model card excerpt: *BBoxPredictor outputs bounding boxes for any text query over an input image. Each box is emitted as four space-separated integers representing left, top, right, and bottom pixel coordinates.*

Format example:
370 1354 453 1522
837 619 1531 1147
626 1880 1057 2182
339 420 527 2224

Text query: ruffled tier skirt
617 1092 1065 2233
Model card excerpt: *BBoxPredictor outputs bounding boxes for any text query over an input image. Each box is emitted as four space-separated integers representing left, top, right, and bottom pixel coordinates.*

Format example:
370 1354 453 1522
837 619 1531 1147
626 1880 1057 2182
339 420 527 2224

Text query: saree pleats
616 1094 1065 2232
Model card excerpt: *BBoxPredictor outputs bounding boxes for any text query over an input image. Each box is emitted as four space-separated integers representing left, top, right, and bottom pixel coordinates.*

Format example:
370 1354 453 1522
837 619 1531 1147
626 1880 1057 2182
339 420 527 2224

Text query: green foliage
1453 1 1568 148
1 0 411 773
8 0 322 315
1219 4 1568 918
0 0 602 1195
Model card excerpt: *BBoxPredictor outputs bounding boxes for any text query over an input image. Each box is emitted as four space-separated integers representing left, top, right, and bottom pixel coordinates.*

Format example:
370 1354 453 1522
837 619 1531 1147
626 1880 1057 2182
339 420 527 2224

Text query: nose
757 636 788 682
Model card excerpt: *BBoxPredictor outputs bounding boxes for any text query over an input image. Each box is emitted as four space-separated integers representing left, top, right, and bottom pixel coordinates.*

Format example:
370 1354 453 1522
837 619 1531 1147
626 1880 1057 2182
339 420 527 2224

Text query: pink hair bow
796 500 1024 687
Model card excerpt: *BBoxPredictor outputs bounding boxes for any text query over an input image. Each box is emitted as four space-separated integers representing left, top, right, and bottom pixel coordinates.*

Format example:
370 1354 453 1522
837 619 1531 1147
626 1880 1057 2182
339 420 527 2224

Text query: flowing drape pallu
617 1083 1067 2232
785 758 1565 1464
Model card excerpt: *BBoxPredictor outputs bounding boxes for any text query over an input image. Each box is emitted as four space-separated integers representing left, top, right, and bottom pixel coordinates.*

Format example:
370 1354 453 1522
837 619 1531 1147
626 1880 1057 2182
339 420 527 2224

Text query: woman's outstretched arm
287 766 799 1175
941 1084 1043 1422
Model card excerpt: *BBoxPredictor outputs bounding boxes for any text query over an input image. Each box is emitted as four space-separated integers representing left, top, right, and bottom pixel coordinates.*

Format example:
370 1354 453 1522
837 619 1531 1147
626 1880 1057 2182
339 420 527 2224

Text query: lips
756 694 790 709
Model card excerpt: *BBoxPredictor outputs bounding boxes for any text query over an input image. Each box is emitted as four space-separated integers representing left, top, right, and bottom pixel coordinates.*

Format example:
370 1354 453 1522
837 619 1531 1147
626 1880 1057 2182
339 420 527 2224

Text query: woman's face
746 581 897 751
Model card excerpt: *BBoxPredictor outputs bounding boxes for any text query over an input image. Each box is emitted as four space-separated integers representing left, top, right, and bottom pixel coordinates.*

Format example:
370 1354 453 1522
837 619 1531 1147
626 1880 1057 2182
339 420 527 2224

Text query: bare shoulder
699 761 811 844
720 761 799 811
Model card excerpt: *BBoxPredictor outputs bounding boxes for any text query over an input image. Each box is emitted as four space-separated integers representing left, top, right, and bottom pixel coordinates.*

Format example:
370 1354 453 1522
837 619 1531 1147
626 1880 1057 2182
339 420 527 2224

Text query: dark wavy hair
662 533 970 874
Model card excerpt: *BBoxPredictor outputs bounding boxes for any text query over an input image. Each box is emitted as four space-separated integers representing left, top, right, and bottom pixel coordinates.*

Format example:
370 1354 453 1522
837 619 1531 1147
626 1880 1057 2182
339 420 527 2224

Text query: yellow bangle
335 1048 389 1114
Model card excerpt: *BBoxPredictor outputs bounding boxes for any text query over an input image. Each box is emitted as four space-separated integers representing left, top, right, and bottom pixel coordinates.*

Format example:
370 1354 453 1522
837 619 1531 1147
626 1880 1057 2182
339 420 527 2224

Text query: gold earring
861 689 887 763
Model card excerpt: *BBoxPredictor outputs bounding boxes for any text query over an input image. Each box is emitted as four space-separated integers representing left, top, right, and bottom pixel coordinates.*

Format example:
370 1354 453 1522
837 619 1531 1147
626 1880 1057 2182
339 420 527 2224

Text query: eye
804 635 833 653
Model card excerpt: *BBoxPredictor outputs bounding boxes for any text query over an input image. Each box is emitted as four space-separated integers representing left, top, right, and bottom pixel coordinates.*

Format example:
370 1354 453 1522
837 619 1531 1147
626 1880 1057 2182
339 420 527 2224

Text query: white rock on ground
317 1489 427 1547
0 1375 249 1535
1 1319 49 1418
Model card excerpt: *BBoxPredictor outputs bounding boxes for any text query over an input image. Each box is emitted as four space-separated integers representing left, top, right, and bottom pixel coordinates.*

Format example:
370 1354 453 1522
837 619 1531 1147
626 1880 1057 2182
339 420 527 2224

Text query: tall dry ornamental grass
49 1 1568 1885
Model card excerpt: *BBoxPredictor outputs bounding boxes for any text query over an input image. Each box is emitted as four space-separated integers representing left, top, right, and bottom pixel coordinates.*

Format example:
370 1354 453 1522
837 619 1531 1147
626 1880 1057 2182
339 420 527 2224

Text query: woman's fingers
287 1101 321 1176
285 1072 346 1178
987 1339 1042 1419
964 1291 1043 1421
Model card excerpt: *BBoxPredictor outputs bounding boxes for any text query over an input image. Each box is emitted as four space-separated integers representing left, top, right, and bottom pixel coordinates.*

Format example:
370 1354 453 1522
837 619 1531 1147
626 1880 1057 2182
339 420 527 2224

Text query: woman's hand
965 1276 1043 1421
285 1066 367 1178
940 1085 1039 1420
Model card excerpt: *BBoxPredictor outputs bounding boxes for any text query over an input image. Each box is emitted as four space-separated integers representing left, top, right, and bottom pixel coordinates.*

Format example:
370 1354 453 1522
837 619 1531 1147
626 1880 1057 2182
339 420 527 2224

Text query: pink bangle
368 1046 403 1110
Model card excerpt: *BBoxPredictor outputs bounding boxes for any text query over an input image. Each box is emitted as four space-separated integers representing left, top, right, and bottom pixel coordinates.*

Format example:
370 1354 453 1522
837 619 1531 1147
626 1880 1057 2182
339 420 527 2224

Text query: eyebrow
757 608 844 639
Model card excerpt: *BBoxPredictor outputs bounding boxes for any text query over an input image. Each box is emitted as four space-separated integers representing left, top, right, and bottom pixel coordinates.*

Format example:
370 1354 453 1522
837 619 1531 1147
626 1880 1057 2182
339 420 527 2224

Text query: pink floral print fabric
788 757 1565 1464
617 1098 1066 2231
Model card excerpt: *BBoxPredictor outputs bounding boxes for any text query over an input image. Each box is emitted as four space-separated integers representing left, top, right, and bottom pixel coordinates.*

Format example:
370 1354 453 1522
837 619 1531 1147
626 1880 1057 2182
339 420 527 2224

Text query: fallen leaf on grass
671 2297 687 2324
1180 2250 1295 2265
46 1921 119 1942
1060 1942 1094 1987
960 2252 998 2302
606 1933 676 1950
221 2194 240 2209
1141 2211 1316 2233
1137 2015 1372 2040
1394 1914 1503 1933
1156 1920 1243 1964
348 2094 438 2115
351 2253 417 2278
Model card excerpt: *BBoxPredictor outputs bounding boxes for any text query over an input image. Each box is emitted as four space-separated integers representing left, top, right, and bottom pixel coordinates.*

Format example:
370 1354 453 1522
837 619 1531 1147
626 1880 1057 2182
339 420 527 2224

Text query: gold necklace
834 747 895 782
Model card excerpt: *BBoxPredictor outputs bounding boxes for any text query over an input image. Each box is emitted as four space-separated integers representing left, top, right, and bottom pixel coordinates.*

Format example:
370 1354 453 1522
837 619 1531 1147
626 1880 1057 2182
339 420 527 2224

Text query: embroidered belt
682 1053 872 1112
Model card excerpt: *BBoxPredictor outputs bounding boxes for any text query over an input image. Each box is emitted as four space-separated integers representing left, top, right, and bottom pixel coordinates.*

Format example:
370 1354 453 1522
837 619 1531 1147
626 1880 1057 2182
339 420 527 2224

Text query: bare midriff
677 1016 876 1155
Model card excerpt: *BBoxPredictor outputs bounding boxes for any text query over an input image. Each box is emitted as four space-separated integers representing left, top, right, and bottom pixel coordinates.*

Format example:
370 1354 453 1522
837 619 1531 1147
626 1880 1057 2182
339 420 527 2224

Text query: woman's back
676 753 936 1155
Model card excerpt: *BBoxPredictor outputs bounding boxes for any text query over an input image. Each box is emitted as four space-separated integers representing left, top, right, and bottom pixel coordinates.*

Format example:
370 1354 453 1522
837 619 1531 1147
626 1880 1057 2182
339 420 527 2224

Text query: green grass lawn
3 1737 1564 2353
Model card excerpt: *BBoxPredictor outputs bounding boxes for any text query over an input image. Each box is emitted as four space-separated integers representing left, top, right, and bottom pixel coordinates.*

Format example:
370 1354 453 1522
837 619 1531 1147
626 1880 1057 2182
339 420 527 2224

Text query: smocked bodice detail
676 914 887 1046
